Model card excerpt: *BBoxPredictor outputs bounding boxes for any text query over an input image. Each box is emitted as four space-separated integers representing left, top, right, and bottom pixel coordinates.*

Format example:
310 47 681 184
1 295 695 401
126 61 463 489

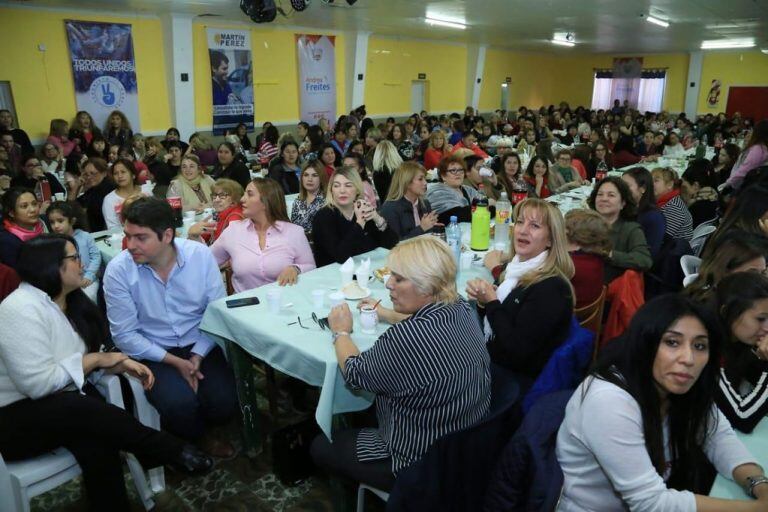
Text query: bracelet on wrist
746 475 768 499
331 331 350 343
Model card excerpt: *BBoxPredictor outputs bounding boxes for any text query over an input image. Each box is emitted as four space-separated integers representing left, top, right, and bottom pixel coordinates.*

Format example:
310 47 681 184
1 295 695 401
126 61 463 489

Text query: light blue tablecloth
199 246 492 439
709 416 768 498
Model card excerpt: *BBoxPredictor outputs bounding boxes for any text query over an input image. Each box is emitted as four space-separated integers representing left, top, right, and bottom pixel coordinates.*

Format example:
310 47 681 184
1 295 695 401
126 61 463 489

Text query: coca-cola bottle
595 161 608 182
512 174 528 204
166 196 183 227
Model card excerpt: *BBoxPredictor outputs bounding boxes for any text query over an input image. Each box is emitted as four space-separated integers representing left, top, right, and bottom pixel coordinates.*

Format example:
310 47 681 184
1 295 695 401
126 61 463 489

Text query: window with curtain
591 70 666 113
0 82 16 117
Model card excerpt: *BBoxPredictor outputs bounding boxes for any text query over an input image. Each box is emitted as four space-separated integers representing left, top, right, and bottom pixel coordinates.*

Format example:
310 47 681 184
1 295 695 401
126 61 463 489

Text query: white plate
343 287 371 300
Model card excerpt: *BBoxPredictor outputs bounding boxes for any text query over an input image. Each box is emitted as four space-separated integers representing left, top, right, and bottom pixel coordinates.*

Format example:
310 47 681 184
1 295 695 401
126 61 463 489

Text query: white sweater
0 283 87 407
556 378 756 512
101 190 125 230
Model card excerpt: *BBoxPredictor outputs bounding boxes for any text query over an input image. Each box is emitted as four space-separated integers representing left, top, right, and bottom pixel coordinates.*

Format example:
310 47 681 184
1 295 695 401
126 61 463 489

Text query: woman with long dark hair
621 167 666 260
727 120 768 190
557 294 767 510
0 235 212 511
703 185 768 258
714 272 768 434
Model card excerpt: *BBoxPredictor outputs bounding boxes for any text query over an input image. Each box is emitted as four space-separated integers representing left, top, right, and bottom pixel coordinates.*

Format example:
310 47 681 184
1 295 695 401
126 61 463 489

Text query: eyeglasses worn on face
446 168 465 175
62 253 81 262
211 193 230 199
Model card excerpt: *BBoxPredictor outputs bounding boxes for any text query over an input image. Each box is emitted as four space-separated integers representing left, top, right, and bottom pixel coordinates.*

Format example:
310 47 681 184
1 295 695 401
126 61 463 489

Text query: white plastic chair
692 218 718 239
689 226 716 257
680 255 702 278
683 273 698 287
356 483 390 512
0 374 162 512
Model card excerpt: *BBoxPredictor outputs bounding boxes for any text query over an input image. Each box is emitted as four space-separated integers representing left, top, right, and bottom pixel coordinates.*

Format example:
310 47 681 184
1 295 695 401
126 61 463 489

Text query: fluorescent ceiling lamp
762 49 768 55
701 38 755 49
551 39 575 47
425 17 466 29
646 16 669 28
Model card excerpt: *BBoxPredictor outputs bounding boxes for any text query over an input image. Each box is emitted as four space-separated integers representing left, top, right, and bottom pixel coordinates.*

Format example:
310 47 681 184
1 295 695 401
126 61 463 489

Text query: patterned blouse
290 193 325 232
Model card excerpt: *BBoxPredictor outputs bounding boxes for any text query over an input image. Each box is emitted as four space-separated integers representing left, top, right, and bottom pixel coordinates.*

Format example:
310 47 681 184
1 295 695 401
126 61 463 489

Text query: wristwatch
331 331 350 344
745 475 768 498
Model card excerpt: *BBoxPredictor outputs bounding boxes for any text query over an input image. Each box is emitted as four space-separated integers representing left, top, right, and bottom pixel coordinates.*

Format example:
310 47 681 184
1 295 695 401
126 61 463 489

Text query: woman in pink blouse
210 178 315 293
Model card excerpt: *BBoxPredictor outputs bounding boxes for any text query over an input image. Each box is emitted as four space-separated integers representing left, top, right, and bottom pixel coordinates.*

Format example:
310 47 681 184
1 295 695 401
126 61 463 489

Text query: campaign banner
207 28 254 135
297 34 337 124
65 20 140 133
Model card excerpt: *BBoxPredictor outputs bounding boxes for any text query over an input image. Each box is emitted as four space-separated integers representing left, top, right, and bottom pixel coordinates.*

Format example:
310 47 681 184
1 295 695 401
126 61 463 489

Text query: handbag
271 417 321 485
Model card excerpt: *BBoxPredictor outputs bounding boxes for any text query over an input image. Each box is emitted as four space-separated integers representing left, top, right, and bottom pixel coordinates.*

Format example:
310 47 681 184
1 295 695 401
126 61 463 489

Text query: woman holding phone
312 167 398 266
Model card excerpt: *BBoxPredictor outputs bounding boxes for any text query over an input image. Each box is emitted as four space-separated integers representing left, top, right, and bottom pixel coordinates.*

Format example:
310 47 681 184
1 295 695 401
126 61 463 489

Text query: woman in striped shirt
652 167 693 242
311 236 491 491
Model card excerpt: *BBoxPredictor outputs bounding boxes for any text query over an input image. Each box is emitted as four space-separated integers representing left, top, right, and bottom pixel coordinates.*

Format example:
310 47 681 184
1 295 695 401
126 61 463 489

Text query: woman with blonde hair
380 162 439 240
565 209 612 308
424 130 453 169
167 154 215 212
210 178 314 292
371 140 404 200
313 235 491 490
290 160 328 232
47 119 79 157
467 198 575 380
312 167 398 266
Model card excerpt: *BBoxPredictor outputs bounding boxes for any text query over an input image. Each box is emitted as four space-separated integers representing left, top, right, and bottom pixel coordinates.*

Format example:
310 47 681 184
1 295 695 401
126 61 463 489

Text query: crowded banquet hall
2 0 768 510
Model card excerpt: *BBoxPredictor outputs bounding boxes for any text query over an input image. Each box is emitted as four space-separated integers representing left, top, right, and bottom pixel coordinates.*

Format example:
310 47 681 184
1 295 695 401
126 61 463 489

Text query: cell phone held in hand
225 297 260 308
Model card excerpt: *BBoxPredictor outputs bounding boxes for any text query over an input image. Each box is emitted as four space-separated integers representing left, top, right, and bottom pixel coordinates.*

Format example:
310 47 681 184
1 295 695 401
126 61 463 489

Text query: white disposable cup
266 289 282 314
460 252 473 270
183 210 196 220
54 192 65 201
360 306 378 334
356 270 370 287
312 289 325 308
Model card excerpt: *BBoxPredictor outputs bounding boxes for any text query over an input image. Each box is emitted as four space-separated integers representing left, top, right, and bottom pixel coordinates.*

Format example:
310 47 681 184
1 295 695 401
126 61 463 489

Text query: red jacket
451 141 489 159
423 147 448 170
0 262 20 302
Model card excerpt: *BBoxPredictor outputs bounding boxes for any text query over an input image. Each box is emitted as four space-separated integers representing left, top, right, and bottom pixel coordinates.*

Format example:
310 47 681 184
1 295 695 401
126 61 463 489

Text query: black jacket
10 173 66 198
379 197 433 240
485 276 573 379
311 206 399 267
76 178 115 232
267 160 300 195
212 161 251 189
0 229 23 269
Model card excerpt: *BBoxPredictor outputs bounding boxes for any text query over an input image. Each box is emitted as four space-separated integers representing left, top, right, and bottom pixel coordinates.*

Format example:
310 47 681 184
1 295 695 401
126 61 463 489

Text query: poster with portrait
297 34 337 124
707 79 721 108
207 28 254 135
65 20 140 132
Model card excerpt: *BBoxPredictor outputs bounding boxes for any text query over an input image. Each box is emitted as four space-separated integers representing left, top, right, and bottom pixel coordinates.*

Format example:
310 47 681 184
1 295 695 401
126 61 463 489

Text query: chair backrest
689 226 716 257
683 273 698 287
680 255 702 277
692 219 718 239
386 369 522 512
575 286 606 358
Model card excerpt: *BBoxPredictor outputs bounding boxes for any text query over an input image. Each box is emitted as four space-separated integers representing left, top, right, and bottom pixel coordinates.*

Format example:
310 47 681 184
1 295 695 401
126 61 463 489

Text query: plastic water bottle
445 216 462 268
470 187 491 251
494 192 511 245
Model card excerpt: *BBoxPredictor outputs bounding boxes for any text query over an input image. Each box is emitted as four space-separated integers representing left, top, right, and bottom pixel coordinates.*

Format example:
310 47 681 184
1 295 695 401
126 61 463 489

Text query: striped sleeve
661 197 693 241
716 369 768 433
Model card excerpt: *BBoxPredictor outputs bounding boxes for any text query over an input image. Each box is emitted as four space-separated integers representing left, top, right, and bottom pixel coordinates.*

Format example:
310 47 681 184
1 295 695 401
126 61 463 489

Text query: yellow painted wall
365 36 467 115
0 7 170 141
480 50 689 113
193 23 346 127
698 50 768 113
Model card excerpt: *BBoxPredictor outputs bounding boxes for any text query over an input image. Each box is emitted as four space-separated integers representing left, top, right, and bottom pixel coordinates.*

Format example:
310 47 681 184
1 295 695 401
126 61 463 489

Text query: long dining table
198 246 493 456
709 416 768 499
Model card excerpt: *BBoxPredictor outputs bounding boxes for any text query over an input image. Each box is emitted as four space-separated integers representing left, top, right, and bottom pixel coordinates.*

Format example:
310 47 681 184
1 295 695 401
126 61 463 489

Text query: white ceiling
5 0 768 53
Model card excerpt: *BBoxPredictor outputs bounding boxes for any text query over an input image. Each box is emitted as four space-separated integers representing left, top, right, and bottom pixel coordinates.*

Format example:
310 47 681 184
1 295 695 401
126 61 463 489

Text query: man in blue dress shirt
104 197 236 457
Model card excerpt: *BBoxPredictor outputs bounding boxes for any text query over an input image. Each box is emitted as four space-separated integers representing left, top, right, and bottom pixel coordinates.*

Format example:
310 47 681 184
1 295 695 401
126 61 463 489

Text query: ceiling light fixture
425 16 466 29
701 38 755 49
646 15 669 28
762 49 768 55
551 39 575 47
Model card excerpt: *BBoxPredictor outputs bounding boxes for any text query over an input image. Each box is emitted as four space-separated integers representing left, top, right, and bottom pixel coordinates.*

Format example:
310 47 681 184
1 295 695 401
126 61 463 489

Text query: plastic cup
266 289 282 314
359 306 378 334
54 192 65 201
312 289 325 308
460 252 473 270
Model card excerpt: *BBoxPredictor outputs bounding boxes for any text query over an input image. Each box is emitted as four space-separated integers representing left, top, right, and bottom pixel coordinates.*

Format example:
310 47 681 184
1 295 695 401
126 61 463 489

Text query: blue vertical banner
207 28 254 135
65 20 140 132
